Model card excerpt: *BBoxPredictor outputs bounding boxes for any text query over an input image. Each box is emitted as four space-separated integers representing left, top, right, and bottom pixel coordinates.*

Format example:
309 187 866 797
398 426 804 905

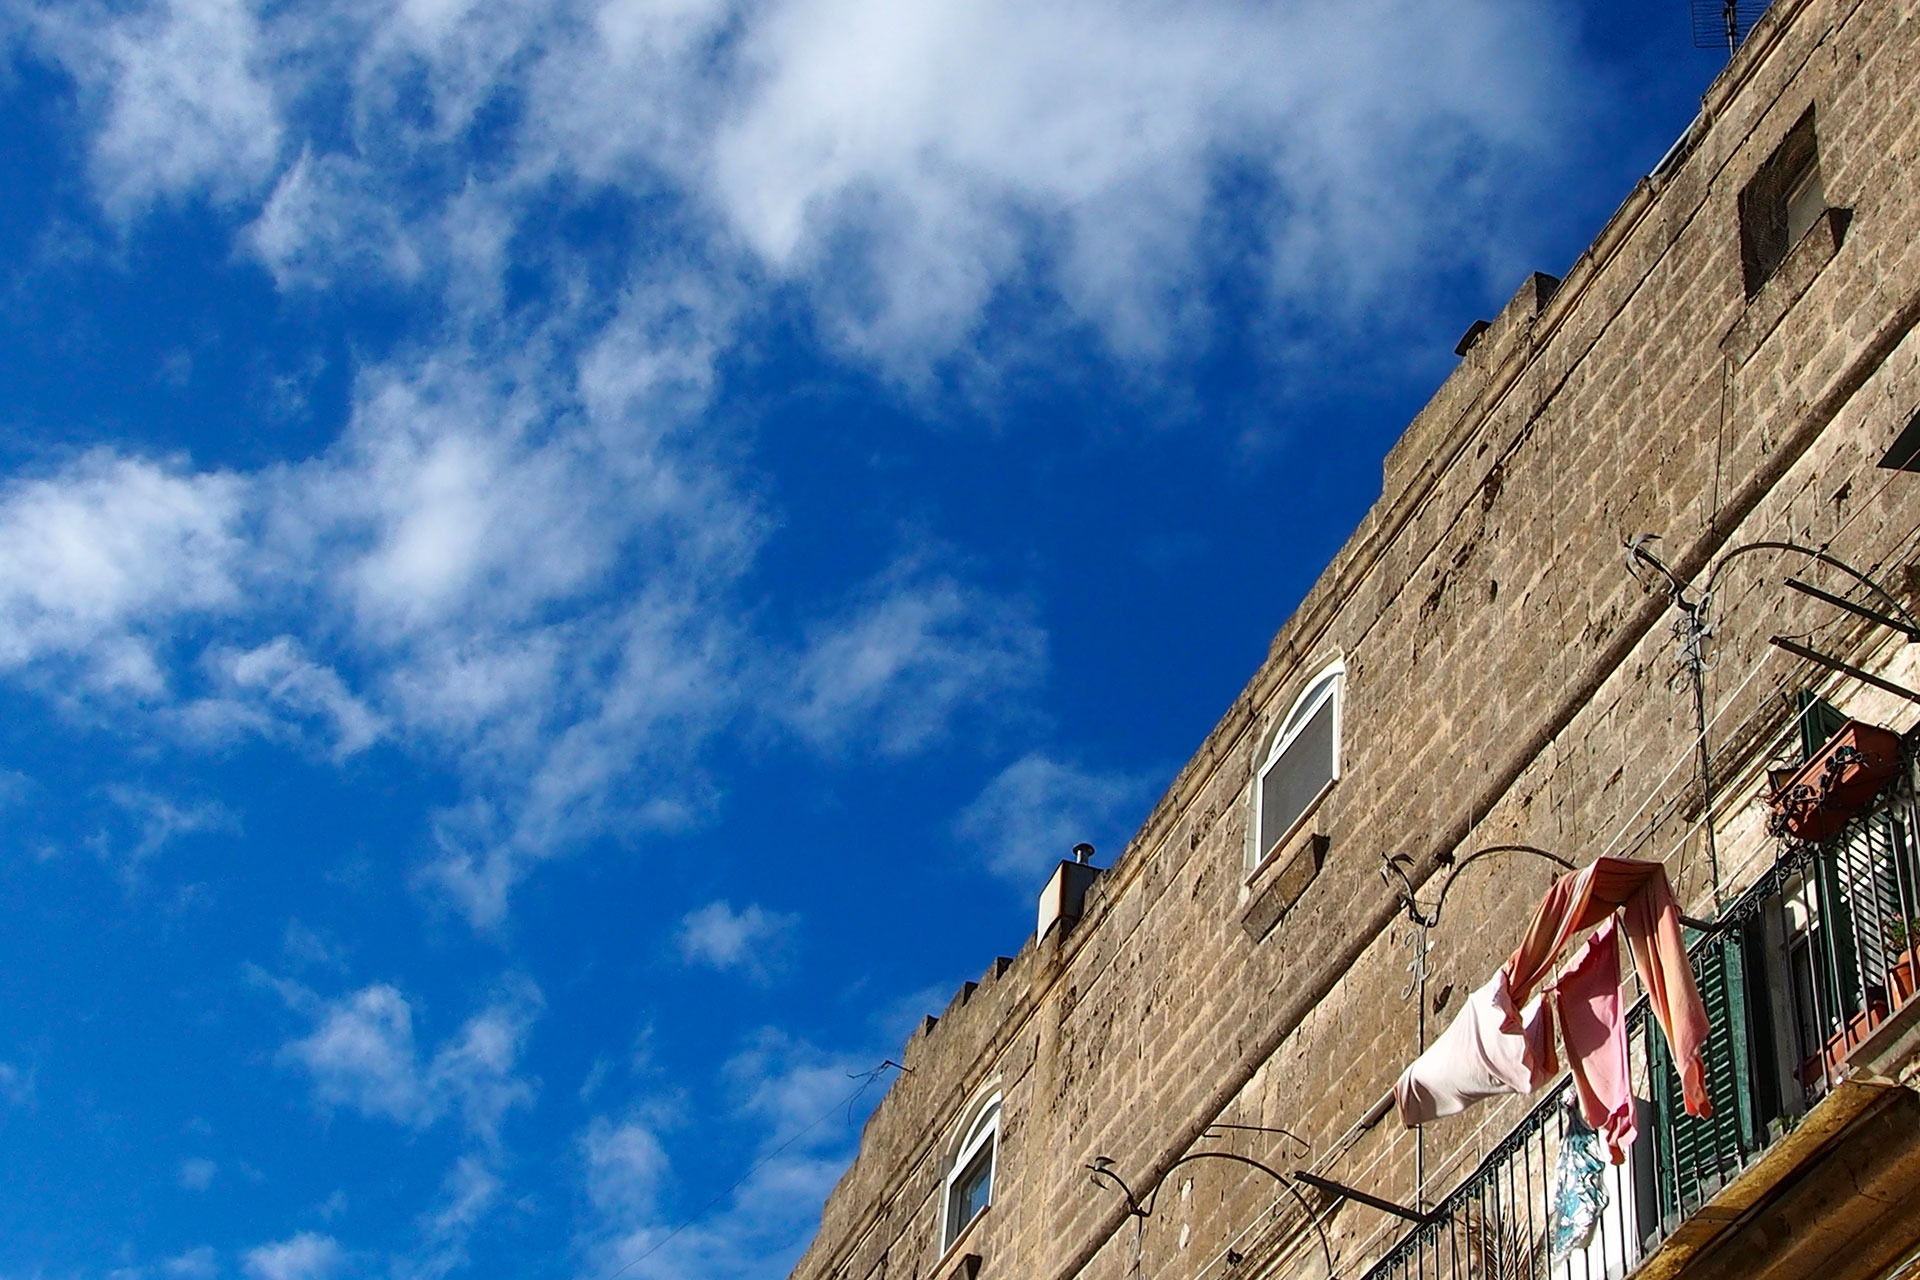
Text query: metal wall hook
1086 1158 1147 1219
1381 845 1575 932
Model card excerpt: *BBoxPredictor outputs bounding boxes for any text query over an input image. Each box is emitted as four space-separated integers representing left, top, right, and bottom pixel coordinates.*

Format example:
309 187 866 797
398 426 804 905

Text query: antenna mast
1690 0 1767 58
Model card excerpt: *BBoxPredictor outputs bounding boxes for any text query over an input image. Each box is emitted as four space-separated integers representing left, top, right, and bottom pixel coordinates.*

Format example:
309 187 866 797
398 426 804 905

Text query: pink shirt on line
1500 857 1712 1121
1394 970 1557 1124
1395 856 1712 1149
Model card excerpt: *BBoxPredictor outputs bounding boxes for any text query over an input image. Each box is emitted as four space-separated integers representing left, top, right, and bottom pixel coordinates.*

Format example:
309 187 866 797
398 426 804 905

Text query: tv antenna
1691 0 1768 55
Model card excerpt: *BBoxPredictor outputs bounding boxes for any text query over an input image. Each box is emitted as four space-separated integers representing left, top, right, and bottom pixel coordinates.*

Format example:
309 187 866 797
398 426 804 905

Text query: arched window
1250 660 1345 868
942 1091 1001 1250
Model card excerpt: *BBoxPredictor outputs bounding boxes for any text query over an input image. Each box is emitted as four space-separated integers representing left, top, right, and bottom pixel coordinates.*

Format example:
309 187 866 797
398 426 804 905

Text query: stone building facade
790 1 1920 1278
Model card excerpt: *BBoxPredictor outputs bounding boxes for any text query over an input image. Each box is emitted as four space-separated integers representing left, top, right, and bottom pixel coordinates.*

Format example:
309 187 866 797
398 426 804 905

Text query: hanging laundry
1549 1109 1610 1261
1393 970 1557 1125
1497 857 1712 1120
1556 918 1635 1162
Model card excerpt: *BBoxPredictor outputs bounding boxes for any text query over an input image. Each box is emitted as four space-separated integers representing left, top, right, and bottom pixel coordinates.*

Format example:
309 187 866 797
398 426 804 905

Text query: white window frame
940 1090 1001 1252
1248 659 1345 871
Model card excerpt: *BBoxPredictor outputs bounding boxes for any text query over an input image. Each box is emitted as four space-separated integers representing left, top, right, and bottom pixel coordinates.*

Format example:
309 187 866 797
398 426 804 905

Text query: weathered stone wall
789 1 1920 1277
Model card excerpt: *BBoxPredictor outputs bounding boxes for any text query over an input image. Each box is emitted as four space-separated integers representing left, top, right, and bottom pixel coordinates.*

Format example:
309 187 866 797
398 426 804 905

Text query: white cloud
188 637 384 761
178 1157 219 1191
297 319 763 928
0 1061 34 1108
572 1032 878 1280
0 303 765 928
274 975 541 1145
164 1246 220 1279
703 0 1573 370
783 559 1045 757
0 452 246 695
247 150 423 292
278 982 430 1126
98 785 241 876
281 919 349 973
397 1154 501 1280
723 1031 865 1142
41 0 1580 368
423 980 543 1148
0 770 33 809
243 1233 341 1280
953 751 1158 882
37 0 284 216
676 901 799 982
5 0 1594 933
581 1115 669 1228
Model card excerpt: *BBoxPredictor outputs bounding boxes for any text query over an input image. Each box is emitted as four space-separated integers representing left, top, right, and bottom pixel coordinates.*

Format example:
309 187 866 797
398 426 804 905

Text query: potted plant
1887 916 1920 1004
1767 720 1903 842
1797 992 1895 1087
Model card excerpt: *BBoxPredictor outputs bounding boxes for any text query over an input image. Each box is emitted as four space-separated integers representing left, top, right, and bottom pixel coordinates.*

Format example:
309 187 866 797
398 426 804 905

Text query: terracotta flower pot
1767 720 1903 842
1893 958 1918 1005
1799 997 1896 1086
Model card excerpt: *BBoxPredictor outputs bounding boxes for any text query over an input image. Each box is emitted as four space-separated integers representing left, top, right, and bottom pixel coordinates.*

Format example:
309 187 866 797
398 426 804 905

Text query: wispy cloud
580 1113 670 1230
242 1232 342 1280
95 785 240 880
196 637 384 762
31 0 1581 366
271 974 541 1147
782 558 1046 757
0 452 246 697
676 901 799 983
281 919 350 974
5 0 1590 938
0 1061 34 1108
954 751 1159 882
398 1154 501 1280
262 974 542 1275
177 1157 218 1192
572 1030 878 1280
163 1246 220 1279
0 347 1040 929
34 0 284 218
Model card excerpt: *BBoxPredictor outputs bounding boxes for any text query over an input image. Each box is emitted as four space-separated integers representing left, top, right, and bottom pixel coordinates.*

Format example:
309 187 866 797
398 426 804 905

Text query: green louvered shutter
1797 691 1850 760
1647 931 1758 1227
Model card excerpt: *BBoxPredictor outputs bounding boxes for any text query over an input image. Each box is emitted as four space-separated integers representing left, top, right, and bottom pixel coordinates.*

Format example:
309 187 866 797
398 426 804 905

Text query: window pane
1278 673 1339 744
1259 696 1335 860
946 1145 992 1242
1784 161 1825 246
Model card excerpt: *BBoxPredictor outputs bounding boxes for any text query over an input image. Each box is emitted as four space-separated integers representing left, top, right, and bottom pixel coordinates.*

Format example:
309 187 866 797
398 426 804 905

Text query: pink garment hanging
1498 857 1711 1119
1394 971 1558 1126
1556 918 1635 1162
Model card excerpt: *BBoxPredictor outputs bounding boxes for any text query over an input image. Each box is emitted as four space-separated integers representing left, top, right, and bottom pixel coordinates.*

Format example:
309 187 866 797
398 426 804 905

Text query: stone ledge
1242 829 1328 943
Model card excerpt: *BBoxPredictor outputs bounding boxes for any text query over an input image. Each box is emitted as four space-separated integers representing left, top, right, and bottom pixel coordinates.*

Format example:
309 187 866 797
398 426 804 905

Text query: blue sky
0 2 1727 1277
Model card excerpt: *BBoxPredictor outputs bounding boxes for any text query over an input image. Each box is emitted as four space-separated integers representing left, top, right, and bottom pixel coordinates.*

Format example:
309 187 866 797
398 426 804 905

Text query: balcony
1362 743 1920 1280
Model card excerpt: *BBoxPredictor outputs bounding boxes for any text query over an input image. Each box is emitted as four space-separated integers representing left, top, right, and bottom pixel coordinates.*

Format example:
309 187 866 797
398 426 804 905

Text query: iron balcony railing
1362 750 1920 1280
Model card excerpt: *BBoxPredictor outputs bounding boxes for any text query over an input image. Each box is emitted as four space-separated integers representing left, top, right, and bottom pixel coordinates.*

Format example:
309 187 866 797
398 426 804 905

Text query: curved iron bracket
1085 1157 1147 1219
1702 539 1920 634
1626 533 1697 608
1084 1150 1341 1278
1382 845 1575 931
1630 533 1919 645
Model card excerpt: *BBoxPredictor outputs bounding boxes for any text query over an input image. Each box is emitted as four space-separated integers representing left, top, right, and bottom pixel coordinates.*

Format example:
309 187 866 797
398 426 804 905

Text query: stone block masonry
789 2 1920 1278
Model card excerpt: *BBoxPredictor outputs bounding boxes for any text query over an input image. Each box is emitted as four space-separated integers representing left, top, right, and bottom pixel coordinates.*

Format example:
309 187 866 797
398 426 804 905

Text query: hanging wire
597 1060 902 1280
